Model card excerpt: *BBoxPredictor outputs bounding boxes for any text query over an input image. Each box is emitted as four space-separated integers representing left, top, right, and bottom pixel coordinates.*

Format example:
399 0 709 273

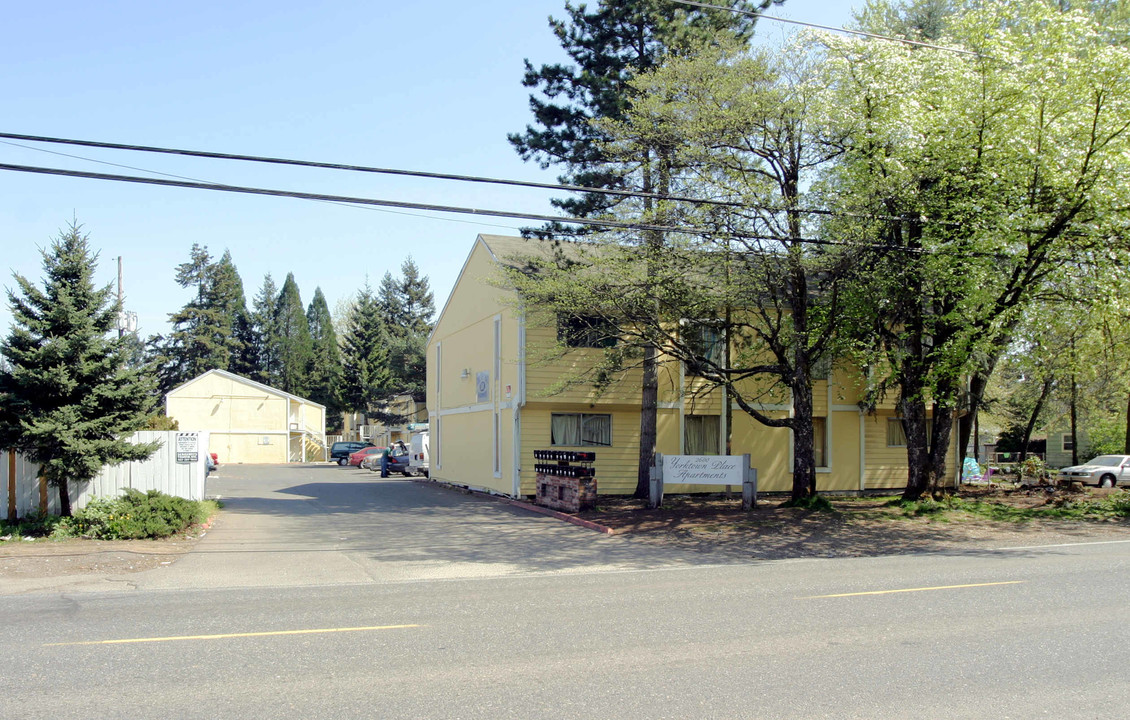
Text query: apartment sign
175 433 199 463
662 455 744 485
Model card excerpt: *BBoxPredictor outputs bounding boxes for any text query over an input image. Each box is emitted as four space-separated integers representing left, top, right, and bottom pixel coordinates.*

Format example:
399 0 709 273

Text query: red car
348 446 385 467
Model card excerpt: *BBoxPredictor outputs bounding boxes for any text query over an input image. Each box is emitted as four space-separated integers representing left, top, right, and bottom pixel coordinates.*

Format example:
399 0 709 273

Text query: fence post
649 452 664 509
6 451 15 522
742 454 757 511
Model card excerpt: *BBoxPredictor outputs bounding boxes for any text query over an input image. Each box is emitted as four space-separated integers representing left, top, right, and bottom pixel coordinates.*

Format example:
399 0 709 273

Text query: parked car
361 448 412 476
1057 455 1130 488
349 446 385 467
331 441 374 466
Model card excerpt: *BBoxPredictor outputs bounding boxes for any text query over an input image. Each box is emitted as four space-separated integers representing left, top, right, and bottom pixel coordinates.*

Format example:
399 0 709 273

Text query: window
551 413 612 446
813 417 827 468
557 314 617 348
684 415 720 455
887 418 933 448
1062 434 1074 452
685 321 723 376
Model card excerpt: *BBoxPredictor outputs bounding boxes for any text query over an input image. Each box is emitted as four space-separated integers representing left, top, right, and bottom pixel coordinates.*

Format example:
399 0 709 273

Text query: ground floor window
551 413 612 446
684 415 720 455
813 416 827 468
887 417 933 448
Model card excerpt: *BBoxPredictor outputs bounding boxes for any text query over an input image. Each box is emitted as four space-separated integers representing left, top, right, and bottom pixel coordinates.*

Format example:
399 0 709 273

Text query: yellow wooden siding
433 410 507 494
518 407 645 495
209 433 288 464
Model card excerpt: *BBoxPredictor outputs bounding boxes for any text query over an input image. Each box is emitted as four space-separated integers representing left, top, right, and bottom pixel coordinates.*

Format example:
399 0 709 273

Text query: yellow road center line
43 624 423 647
800 580 1024 599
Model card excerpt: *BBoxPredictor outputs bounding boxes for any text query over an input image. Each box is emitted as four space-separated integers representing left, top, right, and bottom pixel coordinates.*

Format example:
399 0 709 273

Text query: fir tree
274 272 313 395
211 250 257 378
510 0 775 497
251 273 281 386
0 223 159 516
306 287 344 427
340 282 390 414
384 258 435 403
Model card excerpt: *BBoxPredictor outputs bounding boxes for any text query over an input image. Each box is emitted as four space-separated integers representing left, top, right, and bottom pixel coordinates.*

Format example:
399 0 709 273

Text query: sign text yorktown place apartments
662 455 745 486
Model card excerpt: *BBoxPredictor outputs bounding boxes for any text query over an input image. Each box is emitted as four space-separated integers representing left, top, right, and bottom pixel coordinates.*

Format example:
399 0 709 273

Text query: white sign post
651 454 757 509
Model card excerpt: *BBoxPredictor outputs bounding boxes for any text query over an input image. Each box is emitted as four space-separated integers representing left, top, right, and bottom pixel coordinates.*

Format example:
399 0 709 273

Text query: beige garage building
166 369 327 463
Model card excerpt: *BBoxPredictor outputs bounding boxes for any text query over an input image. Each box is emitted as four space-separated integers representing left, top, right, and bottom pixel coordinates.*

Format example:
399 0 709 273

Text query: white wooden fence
2 431 209 521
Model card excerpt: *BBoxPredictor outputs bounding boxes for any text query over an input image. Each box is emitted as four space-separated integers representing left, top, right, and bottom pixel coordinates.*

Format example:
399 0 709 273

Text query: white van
409 431 430 477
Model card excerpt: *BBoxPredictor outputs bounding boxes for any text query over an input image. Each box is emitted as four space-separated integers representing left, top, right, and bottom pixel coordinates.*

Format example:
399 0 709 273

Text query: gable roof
165 368 326 409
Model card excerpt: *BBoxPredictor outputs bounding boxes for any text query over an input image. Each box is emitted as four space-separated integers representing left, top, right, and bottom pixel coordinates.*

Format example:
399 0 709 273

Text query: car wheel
338 457 348 466
1100 475 1116 488
402 471 412 477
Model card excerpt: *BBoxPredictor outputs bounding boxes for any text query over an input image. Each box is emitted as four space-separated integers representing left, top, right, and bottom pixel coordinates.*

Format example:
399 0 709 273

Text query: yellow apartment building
426 234 959 498
166 369 326 463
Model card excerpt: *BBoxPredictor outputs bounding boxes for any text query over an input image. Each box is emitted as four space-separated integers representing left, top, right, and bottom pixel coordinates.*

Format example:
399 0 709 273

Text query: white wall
2 431 209 519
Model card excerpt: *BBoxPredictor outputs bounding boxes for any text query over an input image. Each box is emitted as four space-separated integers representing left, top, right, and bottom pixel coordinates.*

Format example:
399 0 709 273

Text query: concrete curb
411 478 616 535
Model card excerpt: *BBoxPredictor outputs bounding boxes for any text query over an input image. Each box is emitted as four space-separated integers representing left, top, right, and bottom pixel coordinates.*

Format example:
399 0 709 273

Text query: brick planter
535 472 597 513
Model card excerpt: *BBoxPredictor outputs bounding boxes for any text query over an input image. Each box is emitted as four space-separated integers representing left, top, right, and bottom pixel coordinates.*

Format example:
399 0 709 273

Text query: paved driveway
137 464 721 591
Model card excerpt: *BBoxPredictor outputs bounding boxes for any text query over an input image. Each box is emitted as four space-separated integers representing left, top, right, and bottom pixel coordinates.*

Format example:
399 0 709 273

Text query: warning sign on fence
175 433 199 463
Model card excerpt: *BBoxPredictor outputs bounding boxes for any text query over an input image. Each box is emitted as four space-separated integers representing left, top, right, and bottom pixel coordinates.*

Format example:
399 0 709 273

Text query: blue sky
1 1 857 338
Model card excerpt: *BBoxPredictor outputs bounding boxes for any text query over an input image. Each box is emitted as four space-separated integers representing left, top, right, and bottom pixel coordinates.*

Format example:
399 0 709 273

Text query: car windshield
1088 456 1125 467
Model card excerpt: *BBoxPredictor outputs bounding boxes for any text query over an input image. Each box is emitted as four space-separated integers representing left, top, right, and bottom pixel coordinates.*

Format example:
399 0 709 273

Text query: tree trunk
57 478 72 517
901 396 931 501
635 343 658 499
927 402 955 493
791 382 816 500
1070 371 1079 466
1018 375 1053 464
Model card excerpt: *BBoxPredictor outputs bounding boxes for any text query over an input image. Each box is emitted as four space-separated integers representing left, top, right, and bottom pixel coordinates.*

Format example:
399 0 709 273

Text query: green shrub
54 490 213 540
1 511 66 539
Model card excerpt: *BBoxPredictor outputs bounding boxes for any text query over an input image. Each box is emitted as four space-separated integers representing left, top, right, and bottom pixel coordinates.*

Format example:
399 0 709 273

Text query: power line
2 161 998 258
0 131 961 228
0 131 745 210
672 0 980 56
0 138 525 232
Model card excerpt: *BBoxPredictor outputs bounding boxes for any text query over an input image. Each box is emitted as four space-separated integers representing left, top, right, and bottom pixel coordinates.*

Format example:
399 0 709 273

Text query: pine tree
251 273 281 386
509 0 771 227
211 250 257 378
510 0 774 497
0 223 159 516
306 287 344 427
384 258 435 403
340 282 390 414
145 246 255 395
274 273 313 395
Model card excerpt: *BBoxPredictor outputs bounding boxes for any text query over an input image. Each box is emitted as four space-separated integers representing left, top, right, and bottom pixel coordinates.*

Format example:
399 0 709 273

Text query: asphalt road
2 465 1129 718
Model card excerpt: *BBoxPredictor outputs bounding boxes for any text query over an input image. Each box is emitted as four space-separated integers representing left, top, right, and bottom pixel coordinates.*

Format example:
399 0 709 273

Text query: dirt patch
576 486 1130 560
0 534 202 580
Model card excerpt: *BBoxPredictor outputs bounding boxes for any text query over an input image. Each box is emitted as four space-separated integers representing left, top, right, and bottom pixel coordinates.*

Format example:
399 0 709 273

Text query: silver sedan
1057 455 1130 488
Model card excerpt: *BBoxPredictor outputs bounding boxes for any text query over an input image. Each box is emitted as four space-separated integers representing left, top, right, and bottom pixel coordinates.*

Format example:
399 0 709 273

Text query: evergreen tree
0 223 159 516
211 250 257 378
509 0 773 227
251 273 281 386
340 282 390 414
397 257 435 336
511 0 775 497
376 271 403 325
274 272 313 395
306 287 345 427
384 257 435 404
162 243 231 385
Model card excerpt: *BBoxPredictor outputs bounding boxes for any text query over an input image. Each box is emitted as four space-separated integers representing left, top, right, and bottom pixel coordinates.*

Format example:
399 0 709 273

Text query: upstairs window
557 313 618 348
685 321 723 376
1062 434 1074 452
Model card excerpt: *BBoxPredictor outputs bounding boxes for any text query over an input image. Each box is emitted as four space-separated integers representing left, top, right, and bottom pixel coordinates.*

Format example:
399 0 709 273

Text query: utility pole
116 256 137 338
